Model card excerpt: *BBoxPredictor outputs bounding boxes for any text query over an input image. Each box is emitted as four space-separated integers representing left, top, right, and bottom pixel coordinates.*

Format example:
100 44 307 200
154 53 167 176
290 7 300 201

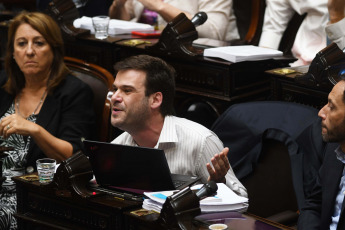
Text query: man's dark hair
114 55 176 116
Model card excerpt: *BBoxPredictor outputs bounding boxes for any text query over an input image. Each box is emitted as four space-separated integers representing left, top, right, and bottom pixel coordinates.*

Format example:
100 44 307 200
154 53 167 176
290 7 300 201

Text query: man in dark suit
298 79 345 229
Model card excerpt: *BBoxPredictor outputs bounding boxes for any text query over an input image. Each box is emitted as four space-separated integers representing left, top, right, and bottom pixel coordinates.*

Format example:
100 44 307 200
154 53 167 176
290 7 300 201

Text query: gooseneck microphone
191 12 208 27
195 181 218 200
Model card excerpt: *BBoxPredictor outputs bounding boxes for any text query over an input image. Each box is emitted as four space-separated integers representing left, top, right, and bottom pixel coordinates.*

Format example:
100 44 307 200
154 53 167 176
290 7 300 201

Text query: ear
150 92 163 110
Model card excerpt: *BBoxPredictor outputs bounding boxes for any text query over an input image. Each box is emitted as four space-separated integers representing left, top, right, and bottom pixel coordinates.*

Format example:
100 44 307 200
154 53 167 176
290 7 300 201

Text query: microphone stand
158 182 217 229
158 187 201 230
146 13 203 59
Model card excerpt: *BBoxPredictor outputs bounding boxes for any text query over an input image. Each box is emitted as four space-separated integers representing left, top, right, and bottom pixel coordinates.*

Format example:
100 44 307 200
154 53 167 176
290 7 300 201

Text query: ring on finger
7 125 10 130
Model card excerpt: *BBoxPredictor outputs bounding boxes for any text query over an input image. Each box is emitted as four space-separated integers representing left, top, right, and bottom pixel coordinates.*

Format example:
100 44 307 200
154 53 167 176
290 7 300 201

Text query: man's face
109 69 151 132
318 81 345 142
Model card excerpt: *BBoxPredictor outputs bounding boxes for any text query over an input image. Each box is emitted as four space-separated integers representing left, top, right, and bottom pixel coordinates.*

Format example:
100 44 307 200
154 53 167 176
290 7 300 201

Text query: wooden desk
266 68 329 109
124 209 295 230
13 175 142 229
14 175 294 230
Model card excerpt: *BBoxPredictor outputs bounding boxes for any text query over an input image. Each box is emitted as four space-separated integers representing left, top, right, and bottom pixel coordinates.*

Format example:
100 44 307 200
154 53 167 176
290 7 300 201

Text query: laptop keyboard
173 180 185 189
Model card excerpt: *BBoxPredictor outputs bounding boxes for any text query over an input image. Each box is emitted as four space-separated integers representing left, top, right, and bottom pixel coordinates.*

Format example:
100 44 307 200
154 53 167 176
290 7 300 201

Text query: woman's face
13 23 54 79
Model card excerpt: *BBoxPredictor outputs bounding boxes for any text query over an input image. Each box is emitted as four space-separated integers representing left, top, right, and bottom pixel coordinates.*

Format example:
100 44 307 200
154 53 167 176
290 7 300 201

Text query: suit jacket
0 71 95 170
298 143 344 230
211 101 326 209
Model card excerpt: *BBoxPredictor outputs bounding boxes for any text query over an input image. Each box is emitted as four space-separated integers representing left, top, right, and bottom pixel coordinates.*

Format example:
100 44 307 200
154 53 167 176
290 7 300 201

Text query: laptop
83 140 200 200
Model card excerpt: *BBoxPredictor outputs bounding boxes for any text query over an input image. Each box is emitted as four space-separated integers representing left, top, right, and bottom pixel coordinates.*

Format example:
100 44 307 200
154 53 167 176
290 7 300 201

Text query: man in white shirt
108 54 247 198
326 0 345 49
259 0 328 66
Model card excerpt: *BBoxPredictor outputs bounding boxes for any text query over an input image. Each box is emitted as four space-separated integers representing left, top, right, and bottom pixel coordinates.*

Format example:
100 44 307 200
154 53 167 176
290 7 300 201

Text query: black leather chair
211 101 328 226
64 56 115 142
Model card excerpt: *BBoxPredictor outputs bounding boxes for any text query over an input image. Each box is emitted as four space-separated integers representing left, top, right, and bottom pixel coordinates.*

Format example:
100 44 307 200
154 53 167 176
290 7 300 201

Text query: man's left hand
206 147 230 183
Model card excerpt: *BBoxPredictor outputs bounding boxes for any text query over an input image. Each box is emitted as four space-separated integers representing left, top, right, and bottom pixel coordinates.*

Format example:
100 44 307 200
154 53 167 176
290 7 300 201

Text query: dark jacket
298 143 344 230
0 71 95 170
211 101 327 210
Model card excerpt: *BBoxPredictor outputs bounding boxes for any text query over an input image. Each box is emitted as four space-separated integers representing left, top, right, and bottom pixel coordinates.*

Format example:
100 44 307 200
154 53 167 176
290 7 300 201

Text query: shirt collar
335 146 345 164
155 116 178 148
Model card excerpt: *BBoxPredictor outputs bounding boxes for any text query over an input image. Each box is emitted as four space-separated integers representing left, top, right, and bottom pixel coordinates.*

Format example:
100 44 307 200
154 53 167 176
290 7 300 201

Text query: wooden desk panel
13 175 141 230
267 68 329 109
14 175 295 230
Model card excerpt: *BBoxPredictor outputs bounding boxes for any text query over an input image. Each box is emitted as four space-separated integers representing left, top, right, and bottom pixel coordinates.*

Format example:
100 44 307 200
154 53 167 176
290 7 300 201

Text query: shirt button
26 166 34 174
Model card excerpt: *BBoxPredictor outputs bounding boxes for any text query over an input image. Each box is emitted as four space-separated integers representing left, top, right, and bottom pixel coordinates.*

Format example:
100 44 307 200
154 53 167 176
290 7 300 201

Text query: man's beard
322 120 345 142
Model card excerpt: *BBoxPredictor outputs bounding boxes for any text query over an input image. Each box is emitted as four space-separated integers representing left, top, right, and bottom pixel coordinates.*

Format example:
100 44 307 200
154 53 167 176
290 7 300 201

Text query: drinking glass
92 16 110 40
36 158 56 184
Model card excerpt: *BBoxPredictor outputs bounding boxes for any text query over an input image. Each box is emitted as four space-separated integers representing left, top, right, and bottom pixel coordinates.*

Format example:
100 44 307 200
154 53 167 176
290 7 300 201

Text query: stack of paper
142 183 248 213
203 45 283 63
73 16 154 36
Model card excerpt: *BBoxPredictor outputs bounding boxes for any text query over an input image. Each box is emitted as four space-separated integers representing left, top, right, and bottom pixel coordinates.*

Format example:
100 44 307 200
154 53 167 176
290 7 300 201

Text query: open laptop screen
84 140 181 192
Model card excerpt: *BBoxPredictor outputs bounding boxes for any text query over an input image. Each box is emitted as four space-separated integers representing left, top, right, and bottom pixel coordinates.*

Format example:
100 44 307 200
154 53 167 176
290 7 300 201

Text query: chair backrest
64 56 114 142
211 101 326 224
233 0 266 45
241 138 298 224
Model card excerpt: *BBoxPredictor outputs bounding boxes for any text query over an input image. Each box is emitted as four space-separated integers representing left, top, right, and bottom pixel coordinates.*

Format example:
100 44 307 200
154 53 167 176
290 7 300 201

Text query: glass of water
36 158 56 184
92 16 110 40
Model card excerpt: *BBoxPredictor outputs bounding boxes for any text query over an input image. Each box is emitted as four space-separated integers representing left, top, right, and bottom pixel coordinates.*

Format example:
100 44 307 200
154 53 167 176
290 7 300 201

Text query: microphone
195 181 218 200
191 12 208 27
159 181 216 229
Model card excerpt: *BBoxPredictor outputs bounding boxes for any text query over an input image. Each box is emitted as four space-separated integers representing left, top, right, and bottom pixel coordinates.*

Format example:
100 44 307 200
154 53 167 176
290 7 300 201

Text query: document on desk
73 17 154 35
204 45 283 63
142 183 248 213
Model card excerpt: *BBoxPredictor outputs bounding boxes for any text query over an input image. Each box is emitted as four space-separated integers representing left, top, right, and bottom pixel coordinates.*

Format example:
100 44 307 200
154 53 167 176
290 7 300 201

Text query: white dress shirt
124 0 239 41
259 0 328 66
112 115 247 198
326 17 345 50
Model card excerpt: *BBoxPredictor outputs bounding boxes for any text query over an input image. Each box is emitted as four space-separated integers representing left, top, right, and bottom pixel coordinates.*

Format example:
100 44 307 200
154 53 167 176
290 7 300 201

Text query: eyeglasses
106 90 114 101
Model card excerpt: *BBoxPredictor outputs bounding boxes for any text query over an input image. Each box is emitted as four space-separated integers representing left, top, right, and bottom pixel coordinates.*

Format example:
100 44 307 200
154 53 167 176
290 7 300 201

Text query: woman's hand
0 114 37 138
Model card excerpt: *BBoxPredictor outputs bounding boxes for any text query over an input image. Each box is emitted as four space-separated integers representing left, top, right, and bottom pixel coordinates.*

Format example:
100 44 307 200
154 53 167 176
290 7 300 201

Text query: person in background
297 78 345 229
325 0 345 49
259 0 328 66
36 0 112 17
108 54 247 198
108 0 239 41
0 12 95 229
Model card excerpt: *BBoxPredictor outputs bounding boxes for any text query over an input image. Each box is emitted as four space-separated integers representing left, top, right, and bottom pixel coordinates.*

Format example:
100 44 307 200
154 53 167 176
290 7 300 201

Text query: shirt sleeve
195 0 238 41
197 134 248 198
325 17 345 50
259 0 294 49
